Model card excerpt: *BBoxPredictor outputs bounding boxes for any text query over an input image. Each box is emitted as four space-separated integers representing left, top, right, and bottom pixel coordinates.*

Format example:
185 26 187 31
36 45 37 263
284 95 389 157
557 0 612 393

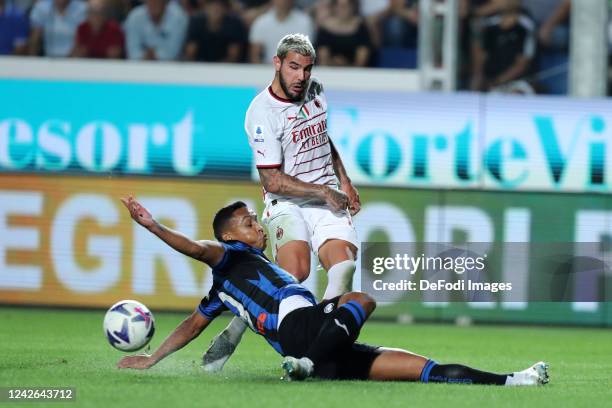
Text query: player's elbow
264 179 281 194
259 169 283 194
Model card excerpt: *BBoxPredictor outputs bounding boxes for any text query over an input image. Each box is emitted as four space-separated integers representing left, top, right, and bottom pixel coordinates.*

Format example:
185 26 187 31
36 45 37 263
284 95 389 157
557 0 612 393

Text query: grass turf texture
1 307 610 408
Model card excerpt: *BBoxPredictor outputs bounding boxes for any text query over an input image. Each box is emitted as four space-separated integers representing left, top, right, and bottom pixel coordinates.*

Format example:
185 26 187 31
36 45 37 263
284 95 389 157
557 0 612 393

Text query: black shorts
277 296 382 380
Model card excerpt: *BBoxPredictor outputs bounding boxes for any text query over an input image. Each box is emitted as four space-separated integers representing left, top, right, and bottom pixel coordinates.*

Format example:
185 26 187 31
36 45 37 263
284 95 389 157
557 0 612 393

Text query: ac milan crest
276 227 284 240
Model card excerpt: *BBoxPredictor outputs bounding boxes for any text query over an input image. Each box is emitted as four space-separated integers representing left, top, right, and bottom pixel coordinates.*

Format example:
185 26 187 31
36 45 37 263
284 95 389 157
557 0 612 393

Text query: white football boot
281 357 314 381
506 361 550 386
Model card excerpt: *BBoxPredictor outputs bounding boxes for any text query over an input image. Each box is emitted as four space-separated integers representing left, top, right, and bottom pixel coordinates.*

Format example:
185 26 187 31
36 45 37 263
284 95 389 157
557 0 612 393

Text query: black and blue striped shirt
196 241 316 354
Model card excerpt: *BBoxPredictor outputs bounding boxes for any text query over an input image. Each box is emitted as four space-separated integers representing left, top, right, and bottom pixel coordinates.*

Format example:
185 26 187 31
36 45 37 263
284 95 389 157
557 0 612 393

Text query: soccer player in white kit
203 33 361 372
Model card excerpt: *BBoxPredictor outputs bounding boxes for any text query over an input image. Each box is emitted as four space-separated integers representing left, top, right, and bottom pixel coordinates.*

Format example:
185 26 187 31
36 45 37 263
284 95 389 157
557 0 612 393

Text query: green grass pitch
1 307 610 408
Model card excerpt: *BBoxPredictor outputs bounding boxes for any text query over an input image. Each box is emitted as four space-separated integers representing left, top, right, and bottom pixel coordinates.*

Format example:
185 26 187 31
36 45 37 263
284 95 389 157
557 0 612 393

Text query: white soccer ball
103 300 155 352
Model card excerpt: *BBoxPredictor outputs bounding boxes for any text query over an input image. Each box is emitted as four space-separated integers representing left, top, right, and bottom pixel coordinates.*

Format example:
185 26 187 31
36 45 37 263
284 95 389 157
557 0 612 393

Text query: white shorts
277 294 315 329
261 200 359 260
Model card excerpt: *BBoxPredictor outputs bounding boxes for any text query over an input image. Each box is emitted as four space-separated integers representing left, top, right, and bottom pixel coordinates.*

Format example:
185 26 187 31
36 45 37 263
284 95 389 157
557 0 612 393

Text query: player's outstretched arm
120 196 225 267
117 311 211 369
329 140 360 215
257 167 349 212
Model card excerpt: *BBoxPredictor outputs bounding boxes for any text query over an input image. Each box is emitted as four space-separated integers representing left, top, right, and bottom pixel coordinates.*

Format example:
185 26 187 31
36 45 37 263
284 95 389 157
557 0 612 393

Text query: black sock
420 360 510 385
305 301 367 365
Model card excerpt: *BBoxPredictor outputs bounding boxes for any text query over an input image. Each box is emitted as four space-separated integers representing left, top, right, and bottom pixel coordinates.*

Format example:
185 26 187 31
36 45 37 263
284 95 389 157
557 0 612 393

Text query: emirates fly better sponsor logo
291 118 328 143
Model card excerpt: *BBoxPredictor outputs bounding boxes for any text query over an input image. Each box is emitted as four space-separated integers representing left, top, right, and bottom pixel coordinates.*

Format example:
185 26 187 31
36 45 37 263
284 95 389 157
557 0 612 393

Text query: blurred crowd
0 0 611 94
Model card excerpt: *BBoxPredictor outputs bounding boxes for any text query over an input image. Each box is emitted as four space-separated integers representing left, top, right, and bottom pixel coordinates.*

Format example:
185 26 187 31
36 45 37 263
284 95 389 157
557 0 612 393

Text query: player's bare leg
275 240 311 282
318 239 358 300
368 349 428 380
368 349 549 386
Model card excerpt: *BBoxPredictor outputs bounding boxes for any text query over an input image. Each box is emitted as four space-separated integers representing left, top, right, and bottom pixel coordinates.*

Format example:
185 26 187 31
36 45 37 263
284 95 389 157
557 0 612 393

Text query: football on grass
103 300 155 352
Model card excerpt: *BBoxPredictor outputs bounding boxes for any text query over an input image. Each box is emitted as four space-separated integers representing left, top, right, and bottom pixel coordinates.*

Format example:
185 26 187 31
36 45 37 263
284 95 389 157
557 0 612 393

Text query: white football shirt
245 78 337 205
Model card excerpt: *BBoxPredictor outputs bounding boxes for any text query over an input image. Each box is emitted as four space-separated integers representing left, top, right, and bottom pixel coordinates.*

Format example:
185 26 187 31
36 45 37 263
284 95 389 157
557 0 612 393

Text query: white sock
504 370 530 386
224 316 247 344
322 260 356 299
504 373 519 386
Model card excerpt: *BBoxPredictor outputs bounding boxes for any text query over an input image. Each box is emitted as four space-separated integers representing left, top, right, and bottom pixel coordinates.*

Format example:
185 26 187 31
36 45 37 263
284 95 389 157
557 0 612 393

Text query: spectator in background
29 0 87 57
180 0 200 16
376 0 418 48
184 0 245 62
470 0 535 92
12 0 36 14
359 0 387 17
297 0 331 27
0 0 29 55
295 0 315 9
471 0 504 17
105 0 131 21
531 0 570 49
233 0 270 27
457 0 493 88
358 0 388 46
71 0 124 58
124 0 188 60
249 0 312 63
316 0 371 67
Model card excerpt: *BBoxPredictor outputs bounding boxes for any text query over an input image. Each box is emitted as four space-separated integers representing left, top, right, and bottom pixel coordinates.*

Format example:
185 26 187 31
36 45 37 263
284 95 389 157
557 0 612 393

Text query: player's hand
324 187 349 212
341 182 361 216
120 196 155 229
117 354 154 370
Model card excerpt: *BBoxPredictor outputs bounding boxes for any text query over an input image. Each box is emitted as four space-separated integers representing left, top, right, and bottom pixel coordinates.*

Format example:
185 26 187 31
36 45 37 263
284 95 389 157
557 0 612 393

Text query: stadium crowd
0 0 611 94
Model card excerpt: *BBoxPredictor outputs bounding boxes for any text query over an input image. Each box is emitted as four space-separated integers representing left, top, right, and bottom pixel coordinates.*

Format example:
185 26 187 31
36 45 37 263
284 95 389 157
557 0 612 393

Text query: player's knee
277 247 311 282
284 258 310 282
359 293 376 315
318 241 358 271
340 292 376 316
292 266 310 282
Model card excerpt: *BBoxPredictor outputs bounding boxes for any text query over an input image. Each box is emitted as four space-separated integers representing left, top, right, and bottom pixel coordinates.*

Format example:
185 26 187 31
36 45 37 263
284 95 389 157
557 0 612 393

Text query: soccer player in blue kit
117 196 549 385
